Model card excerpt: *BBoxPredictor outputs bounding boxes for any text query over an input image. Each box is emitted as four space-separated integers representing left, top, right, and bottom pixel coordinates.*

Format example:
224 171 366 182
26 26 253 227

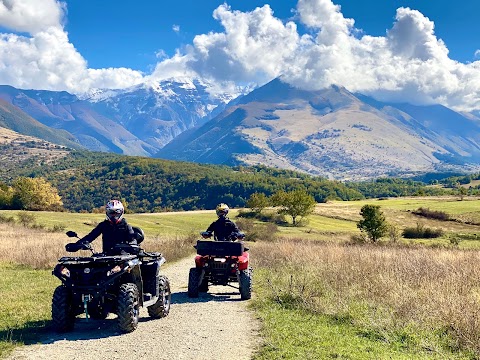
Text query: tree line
0 150 455 213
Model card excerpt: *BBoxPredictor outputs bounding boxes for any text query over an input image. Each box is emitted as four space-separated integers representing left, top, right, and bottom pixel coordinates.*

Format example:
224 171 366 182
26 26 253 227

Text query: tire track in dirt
7 257 260 360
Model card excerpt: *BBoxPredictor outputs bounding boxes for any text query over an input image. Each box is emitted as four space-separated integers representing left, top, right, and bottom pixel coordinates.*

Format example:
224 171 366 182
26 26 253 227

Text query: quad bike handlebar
199 231 245 241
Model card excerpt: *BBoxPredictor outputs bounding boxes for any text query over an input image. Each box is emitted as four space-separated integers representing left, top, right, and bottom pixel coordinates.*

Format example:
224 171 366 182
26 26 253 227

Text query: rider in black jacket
66 200 137 255
202 203 242 241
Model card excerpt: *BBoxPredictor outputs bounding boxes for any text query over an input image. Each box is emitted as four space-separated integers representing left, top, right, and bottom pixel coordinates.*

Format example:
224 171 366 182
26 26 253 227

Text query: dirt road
7 257 260 360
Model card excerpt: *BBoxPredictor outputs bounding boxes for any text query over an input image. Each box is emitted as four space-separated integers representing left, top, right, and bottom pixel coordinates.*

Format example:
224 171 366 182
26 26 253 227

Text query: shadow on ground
171 289 244 304
1 288 244 348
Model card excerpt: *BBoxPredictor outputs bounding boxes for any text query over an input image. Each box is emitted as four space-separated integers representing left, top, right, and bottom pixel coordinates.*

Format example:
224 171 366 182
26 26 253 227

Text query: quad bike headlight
107 265 122 276
60 266 70 278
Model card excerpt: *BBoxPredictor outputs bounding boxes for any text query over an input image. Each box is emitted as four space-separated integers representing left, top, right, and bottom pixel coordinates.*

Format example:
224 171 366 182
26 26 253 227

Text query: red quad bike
188 232 253 300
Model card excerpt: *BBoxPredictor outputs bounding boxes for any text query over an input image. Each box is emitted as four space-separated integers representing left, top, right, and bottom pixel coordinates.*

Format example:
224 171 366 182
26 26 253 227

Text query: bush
235 218 278 242
349 233 368 244
388 224 401 243
0 213 16 224
237 209 287 225
17 212 37 227
50 224 66 232
237 209 257 219
402 223 444 239
412 207 450 221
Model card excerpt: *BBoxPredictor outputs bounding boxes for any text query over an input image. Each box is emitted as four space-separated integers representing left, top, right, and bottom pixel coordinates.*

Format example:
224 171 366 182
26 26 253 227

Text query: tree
357 204 388 243
0 183 14 209
246 192 269 214
12 177 63 211
271 189 316 226
457 186 467 201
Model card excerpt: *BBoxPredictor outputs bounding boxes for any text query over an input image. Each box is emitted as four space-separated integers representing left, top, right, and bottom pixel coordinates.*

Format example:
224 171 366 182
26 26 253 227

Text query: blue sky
63 0 480 71
1 0 480 111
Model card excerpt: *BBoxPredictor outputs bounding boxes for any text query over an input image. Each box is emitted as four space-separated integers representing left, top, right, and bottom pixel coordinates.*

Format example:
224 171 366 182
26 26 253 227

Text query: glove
65 242 81 252
201 231 212 238
235 232 245 240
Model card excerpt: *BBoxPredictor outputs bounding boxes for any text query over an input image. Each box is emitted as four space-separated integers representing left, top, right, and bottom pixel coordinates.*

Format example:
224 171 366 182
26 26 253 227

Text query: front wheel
188 268 201 298
148 275 171 318
239 267 253 300
52 285 75 332
117 283 140 333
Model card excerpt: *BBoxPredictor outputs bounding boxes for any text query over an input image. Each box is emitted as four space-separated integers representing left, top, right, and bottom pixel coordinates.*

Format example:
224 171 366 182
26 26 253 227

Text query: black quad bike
52 229 171 333
188 232 253 300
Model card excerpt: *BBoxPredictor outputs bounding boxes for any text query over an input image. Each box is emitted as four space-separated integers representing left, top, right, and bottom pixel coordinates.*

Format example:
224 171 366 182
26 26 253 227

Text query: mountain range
1 78 480 180
0 78 241 156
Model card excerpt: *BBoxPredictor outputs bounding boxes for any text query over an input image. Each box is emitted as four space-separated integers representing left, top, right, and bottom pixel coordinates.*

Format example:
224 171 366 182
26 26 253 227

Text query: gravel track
7 257 260 360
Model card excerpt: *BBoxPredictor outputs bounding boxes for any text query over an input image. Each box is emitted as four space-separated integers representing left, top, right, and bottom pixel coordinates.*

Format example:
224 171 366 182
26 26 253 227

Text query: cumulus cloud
172 24 180 33
150 0 480 111
1 0 480 111
0 0 144 93
0 0 65 33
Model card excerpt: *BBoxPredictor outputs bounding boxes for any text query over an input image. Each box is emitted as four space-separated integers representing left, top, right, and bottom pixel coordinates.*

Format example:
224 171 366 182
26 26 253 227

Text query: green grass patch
252 269 475 360
0 210 217 237
0 263 58 358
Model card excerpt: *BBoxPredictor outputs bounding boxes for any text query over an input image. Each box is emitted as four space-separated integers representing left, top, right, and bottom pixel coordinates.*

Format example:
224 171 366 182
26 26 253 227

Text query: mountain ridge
157 78 480 180
2 78 480 180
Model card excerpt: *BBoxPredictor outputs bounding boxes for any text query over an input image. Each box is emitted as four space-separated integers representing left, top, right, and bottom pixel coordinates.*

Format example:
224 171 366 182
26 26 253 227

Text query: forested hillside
0 149 452 213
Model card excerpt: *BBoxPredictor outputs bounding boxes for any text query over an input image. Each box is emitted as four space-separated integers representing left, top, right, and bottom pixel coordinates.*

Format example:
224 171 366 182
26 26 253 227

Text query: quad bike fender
195 255 206 267
237 252 249 271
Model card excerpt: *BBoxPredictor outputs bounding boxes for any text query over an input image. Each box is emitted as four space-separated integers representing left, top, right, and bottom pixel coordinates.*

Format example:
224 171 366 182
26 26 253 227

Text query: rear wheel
199 276 209 292
188 268 201 298
52 286 75 332
117 283 139 333
148 275 171 318
239 267 253 300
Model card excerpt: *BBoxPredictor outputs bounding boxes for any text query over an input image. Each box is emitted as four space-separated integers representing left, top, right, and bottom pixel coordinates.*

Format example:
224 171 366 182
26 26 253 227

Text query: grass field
0 264 58 357
250 241 480 359
2 196 480 359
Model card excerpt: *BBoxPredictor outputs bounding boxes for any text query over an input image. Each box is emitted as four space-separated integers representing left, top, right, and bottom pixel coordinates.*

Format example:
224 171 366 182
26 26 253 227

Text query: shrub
17 212 36 227
388 224 401 243
236 209 257 218
349 233 368 244
412 207 450 221
402 223 444 239
0 214 16 224
235 218 278 242
50 224 66 232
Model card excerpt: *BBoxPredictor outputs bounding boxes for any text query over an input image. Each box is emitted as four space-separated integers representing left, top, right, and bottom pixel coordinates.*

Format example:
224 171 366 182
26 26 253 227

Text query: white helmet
106 200 124 224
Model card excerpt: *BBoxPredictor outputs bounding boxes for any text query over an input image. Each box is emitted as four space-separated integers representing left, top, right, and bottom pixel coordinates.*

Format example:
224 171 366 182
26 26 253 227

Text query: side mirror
66 231 78 238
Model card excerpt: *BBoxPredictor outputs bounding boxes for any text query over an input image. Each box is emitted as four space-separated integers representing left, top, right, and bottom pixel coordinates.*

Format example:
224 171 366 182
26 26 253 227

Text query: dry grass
0 224 68 269
251 240 480 355
0 223 196 269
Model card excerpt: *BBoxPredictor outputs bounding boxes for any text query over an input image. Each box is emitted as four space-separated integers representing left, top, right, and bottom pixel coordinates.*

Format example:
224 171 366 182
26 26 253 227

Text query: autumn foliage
0 177 63 211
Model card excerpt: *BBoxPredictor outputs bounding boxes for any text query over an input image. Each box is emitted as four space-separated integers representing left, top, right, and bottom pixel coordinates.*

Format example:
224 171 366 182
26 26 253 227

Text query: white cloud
1 0 480 111
0 0 144 93
0 0 65 34
153 0 480 111
172 24 180 33
475 50 480 59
